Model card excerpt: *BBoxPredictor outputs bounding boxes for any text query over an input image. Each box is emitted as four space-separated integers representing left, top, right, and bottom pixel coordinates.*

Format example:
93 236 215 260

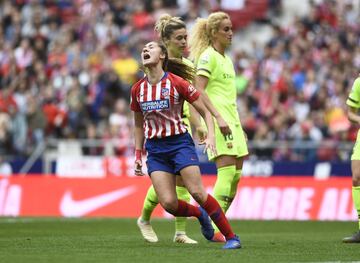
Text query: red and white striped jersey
130 72 200 139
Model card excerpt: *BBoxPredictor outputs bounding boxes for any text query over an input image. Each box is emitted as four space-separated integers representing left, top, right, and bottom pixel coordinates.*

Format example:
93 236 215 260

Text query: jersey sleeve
346 78 360 108
196 50 213 78
176 77 200 103
130 84 141 112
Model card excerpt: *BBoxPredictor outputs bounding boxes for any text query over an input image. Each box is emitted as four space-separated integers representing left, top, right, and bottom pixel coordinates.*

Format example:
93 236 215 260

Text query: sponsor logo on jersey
141 99 170 111
223 73 234 79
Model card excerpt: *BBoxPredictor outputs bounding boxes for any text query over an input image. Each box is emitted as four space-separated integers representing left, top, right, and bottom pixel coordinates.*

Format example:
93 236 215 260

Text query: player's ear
159 52 165 59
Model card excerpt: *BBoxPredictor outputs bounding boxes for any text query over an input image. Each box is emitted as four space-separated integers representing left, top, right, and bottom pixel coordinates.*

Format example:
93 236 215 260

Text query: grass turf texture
0 218 359 263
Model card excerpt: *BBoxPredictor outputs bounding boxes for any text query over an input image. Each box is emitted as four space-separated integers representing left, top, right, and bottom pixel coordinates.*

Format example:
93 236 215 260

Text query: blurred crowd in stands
0 0 358 162
238 0 360 161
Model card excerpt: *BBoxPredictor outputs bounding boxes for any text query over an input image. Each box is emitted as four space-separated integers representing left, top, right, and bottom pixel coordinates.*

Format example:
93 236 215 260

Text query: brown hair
158 42 195 83
154 14 186 43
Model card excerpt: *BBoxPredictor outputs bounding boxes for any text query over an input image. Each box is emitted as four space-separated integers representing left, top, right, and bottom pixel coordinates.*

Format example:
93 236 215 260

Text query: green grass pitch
0 218 359 263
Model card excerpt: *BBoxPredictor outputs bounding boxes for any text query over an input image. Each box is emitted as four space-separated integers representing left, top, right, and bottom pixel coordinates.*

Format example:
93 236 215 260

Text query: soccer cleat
342 231 360 243
223 235 242 249
173 233 198 244
211 231 226 243
197 207 214 240
137 217 158 243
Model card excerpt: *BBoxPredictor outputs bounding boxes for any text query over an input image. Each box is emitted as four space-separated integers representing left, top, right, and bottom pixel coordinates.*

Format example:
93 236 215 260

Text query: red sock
172 200 201 218
202 194 235 240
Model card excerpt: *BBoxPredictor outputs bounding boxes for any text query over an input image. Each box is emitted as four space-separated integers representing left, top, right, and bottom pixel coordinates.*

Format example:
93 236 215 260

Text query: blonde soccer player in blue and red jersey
343 76 360 243
136 14 208 244
189 12 249 242
130 41 241 249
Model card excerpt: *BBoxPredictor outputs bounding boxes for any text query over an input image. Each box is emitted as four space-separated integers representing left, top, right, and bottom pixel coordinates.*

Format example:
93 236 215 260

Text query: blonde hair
189 12 230 63
154 14 186 43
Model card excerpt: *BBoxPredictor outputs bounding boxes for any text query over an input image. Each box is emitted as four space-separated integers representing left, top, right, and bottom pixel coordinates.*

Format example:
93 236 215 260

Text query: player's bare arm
347 106 360 125
188 104 207 142
134 111 145 176
191 96 217 156
195 75 232 136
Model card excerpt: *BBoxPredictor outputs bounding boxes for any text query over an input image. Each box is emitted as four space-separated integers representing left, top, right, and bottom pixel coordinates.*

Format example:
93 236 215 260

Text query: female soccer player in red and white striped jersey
137 14 208 245
130 41 241 249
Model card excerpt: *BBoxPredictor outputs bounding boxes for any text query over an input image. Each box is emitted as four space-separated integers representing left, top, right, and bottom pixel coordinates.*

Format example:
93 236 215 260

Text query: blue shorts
145 133 199 175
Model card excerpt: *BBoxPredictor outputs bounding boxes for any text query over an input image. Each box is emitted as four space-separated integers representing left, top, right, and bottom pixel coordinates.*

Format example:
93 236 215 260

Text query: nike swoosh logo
60 186 136 217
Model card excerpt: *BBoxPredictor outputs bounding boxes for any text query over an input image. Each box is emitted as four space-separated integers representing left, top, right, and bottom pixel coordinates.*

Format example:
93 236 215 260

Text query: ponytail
188 18 210 63
166 58 195 83
158 42 194 82
189 12 230 63
155 14 186 43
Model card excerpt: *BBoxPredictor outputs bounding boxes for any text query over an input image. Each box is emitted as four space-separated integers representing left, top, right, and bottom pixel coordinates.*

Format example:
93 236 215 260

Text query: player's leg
343 158 360 243
140 185 159 221
137 185 159 243
207 123 248 242
214 157 236 212
151 170 214 245
230 157 245 206
180 165 241 249
174 176 198 244
150 170 201 218
210 155 236 241
228 126 248 210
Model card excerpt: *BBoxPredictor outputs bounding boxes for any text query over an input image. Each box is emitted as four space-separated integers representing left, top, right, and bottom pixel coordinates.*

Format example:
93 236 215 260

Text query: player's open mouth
143 53 150 60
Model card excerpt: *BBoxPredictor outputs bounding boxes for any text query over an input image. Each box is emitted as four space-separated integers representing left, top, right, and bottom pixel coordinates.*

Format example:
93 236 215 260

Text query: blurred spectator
26 94 46 153
104 98 131 156
42 87 67 138
111 45 139 87
0 112 12 155
14 38 34 69
82 122 103 156
253 121 274 159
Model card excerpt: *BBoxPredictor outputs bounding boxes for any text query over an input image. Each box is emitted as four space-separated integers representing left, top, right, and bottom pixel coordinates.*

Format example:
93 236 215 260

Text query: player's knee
160 199 177 213
353 176 360 186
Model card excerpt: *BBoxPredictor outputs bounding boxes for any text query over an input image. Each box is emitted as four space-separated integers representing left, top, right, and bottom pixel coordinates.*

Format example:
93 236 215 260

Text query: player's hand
216 116 232 136
200 135 217 156
134 160 144 176
195 126 208 143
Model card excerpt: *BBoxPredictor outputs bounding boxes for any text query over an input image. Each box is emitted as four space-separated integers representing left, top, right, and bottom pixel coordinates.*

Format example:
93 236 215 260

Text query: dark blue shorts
145 133 199 175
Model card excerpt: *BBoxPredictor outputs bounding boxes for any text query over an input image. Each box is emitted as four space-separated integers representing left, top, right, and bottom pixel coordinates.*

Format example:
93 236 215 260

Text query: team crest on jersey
188 85 196 96
161 87 169 97
141 99 170 112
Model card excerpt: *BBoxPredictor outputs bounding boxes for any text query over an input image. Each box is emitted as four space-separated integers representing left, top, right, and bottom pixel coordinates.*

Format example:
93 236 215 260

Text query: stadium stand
0 0 359 167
